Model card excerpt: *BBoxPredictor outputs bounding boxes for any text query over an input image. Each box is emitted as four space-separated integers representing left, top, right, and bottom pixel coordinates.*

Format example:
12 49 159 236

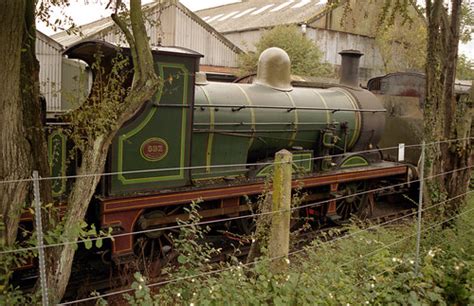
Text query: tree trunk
440 0 471 218
45 80 160 305
424 0 472 218
45 136 112 302
44 0 160 302
21 0 54 223
0 0 30 247
1 0 53 294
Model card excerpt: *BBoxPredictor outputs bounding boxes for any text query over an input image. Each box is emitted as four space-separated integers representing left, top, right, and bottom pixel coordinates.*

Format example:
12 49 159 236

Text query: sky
37 0 473 60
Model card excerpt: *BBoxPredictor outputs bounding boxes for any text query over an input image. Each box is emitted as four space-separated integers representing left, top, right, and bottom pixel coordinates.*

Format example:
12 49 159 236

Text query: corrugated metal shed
223 27 383 74
197 0 328 33
36 31 63 112
197 0 387 78
173 5 241 67
306 27 383 73
52 1 242 68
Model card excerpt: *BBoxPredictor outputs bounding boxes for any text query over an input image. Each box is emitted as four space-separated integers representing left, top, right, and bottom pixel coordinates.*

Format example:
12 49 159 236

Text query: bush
122 196 474 305
238 25 333 77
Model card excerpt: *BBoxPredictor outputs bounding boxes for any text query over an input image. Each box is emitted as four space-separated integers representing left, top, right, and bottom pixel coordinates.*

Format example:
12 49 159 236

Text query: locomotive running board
101 164 408 257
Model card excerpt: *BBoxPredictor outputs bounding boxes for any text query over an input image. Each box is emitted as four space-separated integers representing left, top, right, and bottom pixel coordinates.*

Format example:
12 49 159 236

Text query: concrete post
415 141 425 276
268 149 293 272
33 171 49 305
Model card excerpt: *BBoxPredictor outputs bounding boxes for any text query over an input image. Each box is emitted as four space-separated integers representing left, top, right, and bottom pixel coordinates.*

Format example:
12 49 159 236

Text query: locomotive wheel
235 212 256 236
335 181 368 220
135 207 181 276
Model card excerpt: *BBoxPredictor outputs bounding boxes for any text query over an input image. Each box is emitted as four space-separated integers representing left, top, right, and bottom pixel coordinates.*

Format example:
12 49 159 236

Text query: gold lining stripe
235 84 256 149
200 86 214 173
312 89 331 124
285 91 298 147
333 88 361 148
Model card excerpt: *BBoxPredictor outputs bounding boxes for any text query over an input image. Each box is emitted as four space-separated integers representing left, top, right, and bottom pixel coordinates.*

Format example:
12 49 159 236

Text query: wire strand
1 137 471 184
354 227 474 288
0 165 471 255
59 196 474 305
334 205 474 271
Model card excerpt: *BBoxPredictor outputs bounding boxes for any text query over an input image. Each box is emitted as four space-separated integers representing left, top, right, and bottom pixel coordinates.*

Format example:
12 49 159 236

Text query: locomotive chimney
339 49 363 87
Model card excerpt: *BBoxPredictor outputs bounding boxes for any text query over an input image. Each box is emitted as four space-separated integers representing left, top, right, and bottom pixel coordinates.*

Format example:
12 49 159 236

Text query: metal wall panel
307 28 384 71
224 27 384 78
36 33 63 112
148 5 175 46
174 7 239 67
85 6 176 47
77 5 239 68
224 30 262 52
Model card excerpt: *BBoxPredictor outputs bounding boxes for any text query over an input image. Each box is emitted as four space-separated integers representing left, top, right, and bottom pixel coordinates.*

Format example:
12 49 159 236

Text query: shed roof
51 1 241 53
37 30 63 50
196 0 329 33
51 15 116 47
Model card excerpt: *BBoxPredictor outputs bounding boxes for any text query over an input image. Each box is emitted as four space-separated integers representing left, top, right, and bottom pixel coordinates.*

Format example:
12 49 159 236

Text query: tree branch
129 0 155 82
111 12 141 81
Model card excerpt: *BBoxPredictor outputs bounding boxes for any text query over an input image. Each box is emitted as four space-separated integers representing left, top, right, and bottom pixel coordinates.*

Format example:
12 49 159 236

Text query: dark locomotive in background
30 40 419 267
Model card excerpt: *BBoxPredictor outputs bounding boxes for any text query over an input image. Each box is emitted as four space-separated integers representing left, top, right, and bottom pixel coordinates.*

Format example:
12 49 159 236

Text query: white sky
36 0 473 60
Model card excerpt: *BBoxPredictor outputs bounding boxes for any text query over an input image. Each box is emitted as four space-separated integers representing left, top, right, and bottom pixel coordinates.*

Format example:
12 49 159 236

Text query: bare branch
129 0 155 81
111 12 141 83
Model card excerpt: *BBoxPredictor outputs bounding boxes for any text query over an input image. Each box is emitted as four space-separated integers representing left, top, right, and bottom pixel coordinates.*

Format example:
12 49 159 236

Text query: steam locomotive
44 40 411 262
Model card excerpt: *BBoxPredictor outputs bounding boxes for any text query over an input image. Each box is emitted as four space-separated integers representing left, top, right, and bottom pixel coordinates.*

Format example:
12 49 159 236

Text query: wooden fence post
269 149 292 272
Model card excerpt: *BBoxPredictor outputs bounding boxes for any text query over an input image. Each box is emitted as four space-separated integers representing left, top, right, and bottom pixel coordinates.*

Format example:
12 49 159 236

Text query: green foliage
374 11 427 73
36 204 113 252
0 203 112 302
123 195 474 305
124 272 155 306
238 25 332 77
67 51 131 151
335 0 416 37
0 241 36 299
0 284 39 306
36 0 78 34
460 2 474 43
319 0 427 73
457 54 474 80
155 201 222 304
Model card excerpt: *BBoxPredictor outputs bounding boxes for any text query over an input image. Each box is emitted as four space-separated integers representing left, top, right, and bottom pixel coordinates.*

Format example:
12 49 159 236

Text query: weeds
123 196 473 305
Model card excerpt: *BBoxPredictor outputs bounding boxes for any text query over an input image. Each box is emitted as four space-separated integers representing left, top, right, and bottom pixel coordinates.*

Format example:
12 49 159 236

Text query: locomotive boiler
192 48 385 180
44 40 409 261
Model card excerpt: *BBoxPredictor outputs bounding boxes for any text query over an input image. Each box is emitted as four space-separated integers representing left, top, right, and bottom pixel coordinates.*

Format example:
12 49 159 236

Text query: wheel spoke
149 240 155 258
166 206 181 216
163 233 173 245
336 182 368 220
158 238 165 257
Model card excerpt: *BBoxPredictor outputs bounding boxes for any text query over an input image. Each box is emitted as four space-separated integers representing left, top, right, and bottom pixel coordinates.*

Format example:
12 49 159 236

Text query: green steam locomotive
45 40 409 260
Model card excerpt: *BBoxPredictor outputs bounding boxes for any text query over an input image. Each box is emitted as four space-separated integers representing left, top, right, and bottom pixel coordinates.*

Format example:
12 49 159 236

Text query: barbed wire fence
0 137 472 305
